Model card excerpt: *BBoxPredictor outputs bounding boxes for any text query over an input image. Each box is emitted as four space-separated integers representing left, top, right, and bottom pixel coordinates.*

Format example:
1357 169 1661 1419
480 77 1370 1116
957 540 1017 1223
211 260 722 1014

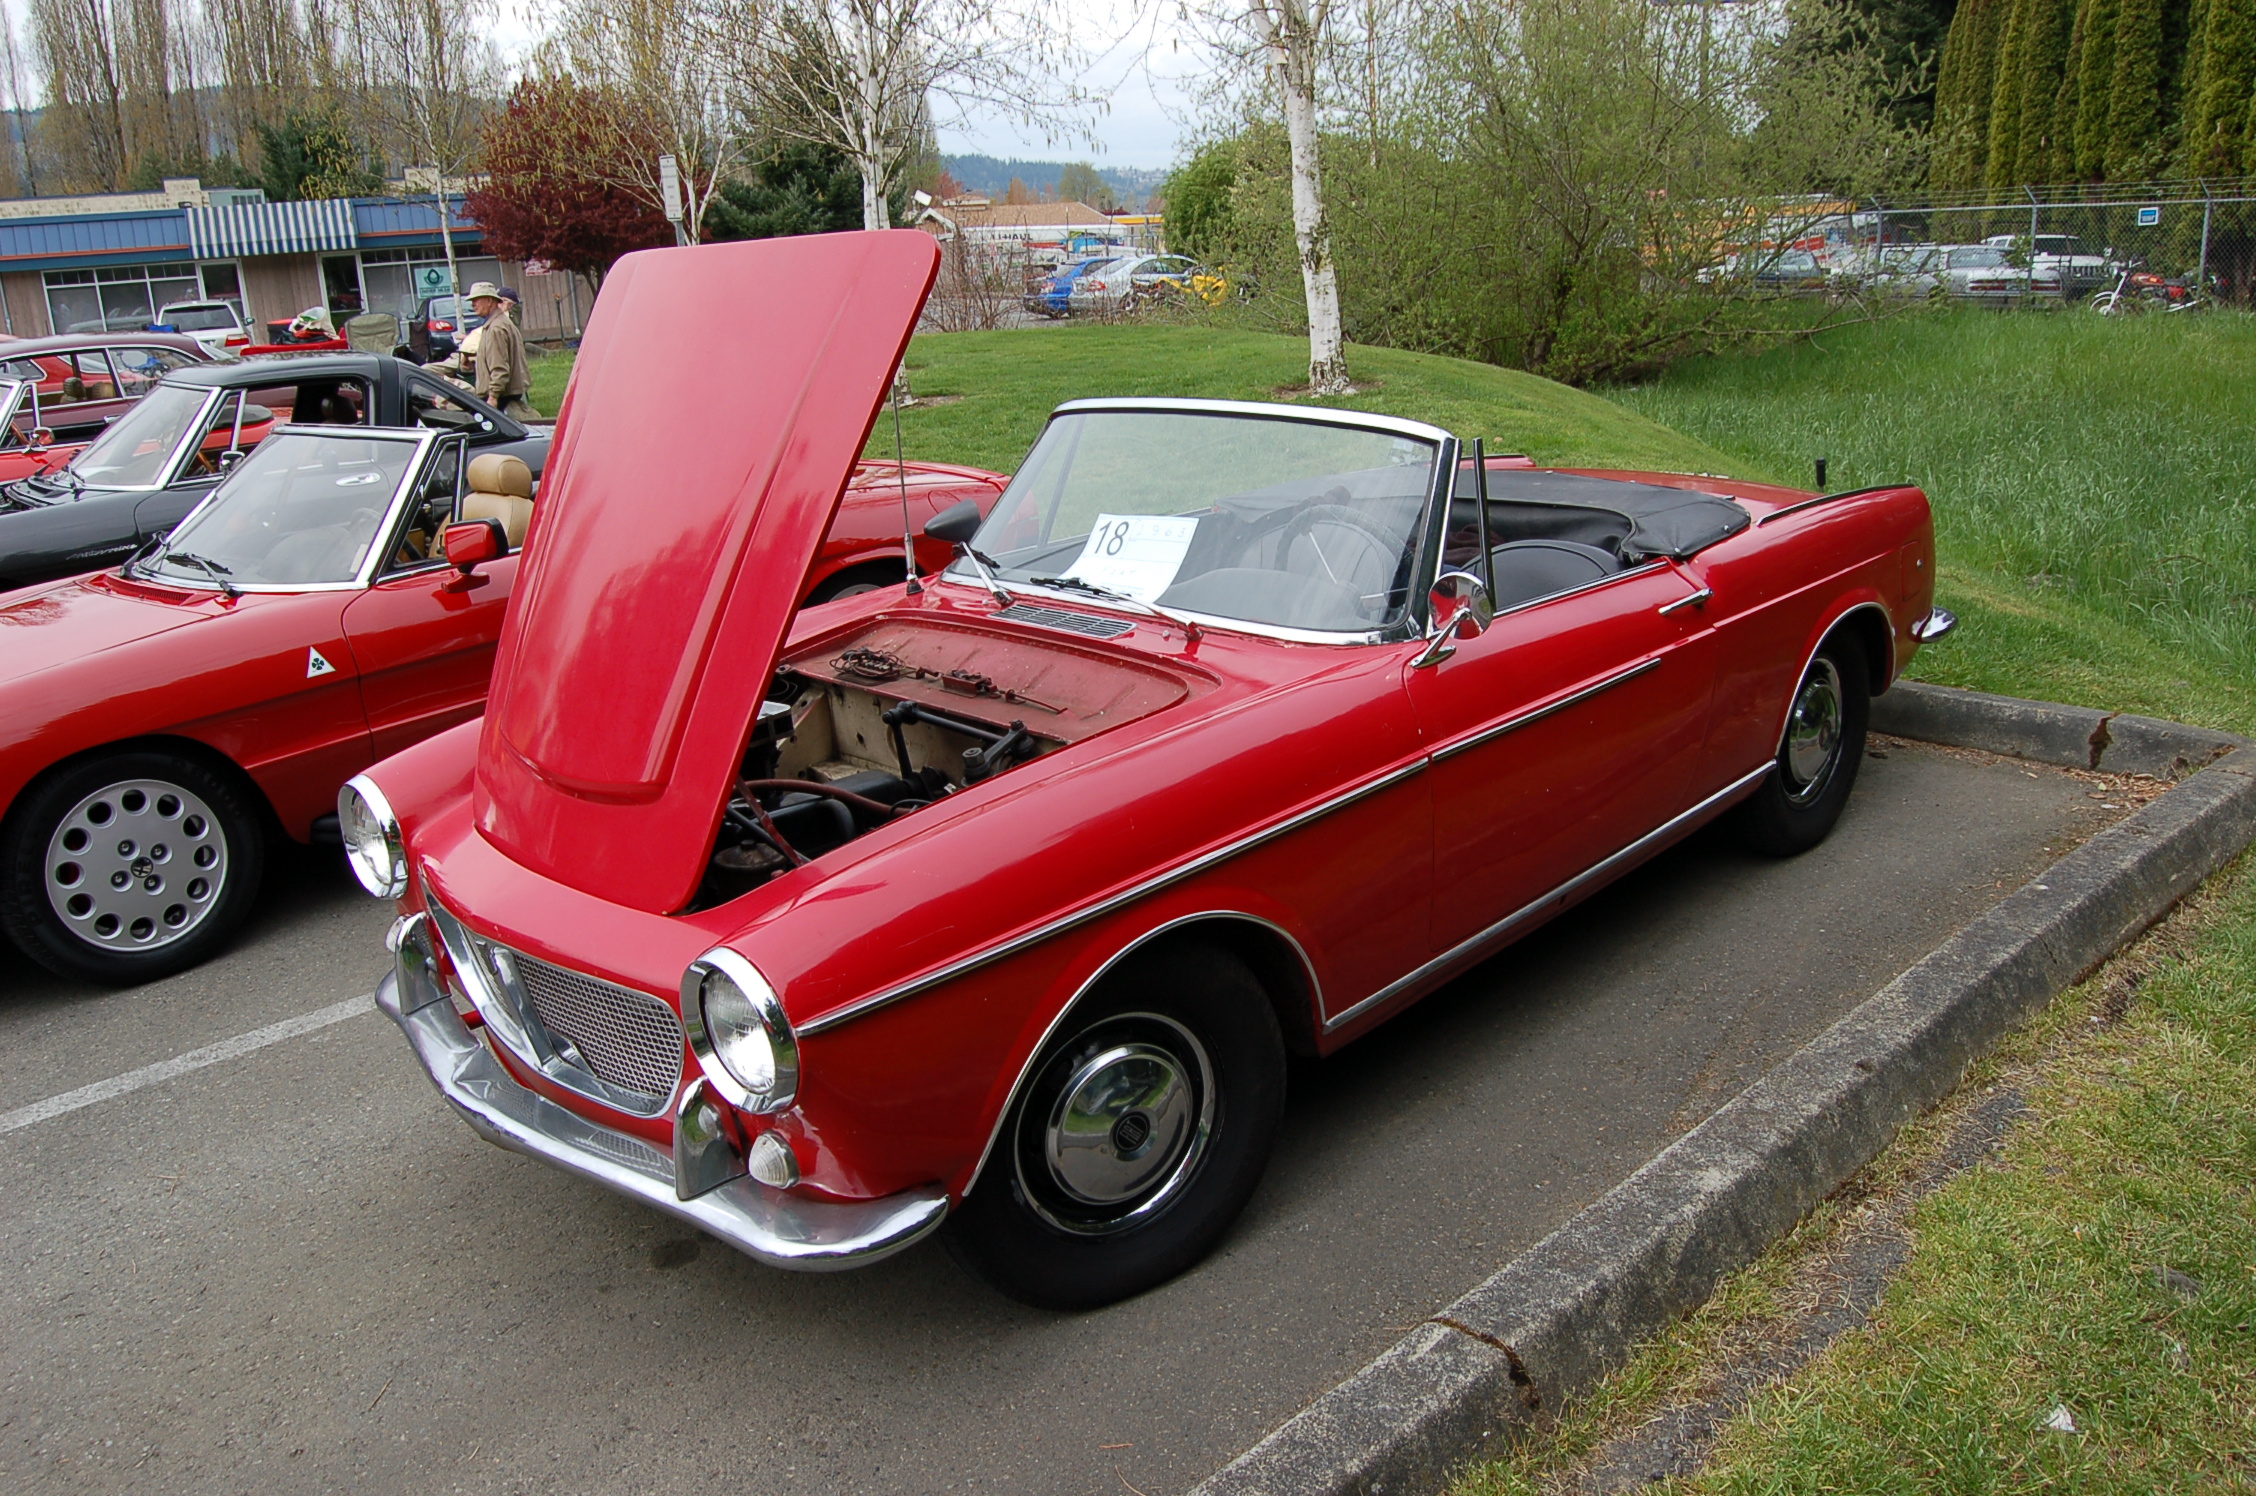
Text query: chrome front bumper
376 924 949 1272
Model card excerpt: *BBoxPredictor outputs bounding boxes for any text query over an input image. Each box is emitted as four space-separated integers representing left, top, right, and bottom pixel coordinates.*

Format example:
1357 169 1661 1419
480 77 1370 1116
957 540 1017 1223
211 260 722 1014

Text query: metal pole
2198 183 2213 293
2027 186 2040 301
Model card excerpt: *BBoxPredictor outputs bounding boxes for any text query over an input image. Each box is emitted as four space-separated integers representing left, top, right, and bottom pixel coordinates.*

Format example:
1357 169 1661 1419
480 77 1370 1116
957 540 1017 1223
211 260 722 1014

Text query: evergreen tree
2073 0 2122 176
1983 0 2031 188
1934 0 2009 185
2051 0 2093 178
705 143 908 241
2175 0 2249 172
2104 0 2171 175
2010 0 2076 180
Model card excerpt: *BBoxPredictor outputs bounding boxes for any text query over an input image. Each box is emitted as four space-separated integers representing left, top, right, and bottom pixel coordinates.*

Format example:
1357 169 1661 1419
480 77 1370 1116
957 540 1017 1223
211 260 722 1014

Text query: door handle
1658 587 1712 616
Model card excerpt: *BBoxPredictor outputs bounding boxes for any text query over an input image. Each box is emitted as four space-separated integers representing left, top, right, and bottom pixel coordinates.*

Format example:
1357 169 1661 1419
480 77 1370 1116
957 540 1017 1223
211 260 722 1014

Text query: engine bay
695 614 1199 907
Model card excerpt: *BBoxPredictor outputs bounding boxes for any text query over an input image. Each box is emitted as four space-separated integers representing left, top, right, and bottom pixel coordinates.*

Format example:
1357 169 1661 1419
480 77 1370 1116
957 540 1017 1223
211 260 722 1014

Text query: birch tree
736 0 1085 232
327 0 501 306
543 0 738 244
1192 0 1352 393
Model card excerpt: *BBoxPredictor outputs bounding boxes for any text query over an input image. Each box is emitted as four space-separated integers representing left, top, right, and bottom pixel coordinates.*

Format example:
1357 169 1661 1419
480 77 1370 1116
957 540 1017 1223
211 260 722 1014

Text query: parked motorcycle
2092 262 2206 314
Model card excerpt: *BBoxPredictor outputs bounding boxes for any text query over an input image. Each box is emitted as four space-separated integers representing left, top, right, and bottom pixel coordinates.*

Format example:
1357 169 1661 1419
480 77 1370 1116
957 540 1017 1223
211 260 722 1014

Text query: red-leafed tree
465 78 674 294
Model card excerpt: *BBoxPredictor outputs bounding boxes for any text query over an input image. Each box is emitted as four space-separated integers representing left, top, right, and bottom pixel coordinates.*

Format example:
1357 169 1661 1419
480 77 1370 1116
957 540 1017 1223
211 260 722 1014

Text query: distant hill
940 154 1169 209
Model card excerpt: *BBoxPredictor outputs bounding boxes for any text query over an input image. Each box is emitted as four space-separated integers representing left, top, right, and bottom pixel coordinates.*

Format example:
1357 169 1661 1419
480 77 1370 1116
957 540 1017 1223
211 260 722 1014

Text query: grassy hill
1613 309 2256 735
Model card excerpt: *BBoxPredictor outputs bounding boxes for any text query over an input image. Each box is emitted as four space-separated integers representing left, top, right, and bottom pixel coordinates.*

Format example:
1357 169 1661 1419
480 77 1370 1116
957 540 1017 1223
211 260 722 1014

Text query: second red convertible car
353 232 1954 1308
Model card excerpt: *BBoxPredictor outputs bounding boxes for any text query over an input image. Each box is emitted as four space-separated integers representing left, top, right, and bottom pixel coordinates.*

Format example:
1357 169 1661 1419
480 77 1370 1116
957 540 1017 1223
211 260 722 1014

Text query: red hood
475 230 940 913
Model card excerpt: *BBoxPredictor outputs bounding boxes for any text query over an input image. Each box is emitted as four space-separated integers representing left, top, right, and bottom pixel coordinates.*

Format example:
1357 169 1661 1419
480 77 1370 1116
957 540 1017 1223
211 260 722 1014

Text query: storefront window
42 263 200 334
359 248 502 329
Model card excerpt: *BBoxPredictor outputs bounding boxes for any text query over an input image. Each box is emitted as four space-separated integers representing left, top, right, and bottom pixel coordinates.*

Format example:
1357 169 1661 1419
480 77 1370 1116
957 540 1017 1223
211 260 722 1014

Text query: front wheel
1729 632 1870 857
1 750 267 985
944 941 1286 1309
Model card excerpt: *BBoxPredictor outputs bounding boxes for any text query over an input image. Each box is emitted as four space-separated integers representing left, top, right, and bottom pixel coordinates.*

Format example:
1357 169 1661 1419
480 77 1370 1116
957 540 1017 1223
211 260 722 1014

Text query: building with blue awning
0 180 583 343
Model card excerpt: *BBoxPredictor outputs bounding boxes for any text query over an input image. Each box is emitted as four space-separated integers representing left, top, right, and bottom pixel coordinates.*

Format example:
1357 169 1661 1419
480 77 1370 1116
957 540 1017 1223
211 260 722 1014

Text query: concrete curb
1194 690 2256 1496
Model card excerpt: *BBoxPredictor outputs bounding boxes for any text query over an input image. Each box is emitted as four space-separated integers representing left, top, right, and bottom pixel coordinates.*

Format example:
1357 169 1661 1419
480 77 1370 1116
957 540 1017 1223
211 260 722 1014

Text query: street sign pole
660 154 688 247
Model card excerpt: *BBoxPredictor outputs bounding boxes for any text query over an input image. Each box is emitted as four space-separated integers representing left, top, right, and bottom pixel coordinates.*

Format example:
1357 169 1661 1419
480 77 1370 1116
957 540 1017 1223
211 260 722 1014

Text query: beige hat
465 281 503 302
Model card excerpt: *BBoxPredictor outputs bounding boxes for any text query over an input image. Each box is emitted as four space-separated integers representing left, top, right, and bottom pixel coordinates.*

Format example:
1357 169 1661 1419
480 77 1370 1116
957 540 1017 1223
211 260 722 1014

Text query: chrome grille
995 603 1134 639
513 954 685 1103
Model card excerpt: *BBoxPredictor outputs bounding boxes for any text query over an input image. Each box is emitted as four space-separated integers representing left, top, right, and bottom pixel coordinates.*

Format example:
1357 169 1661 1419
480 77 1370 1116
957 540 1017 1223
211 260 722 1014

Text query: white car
1940 246 2030 304
154 300 251 357
1066 254 1204 314
1982 234 2114 299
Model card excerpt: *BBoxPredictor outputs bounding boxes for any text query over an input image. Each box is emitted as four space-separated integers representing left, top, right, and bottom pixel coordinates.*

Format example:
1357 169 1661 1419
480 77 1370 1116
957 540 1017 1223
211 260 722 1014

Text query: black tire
1 749 267 985
1730 631 1870 857
805 561 906 604
944 941 1287 1310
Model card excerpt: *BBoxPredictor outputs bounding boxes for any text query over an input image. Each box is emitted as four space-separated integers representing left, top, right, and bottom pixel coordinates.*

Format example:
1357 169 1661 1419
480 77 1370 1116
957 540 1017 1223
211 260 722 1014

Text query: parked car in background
350 231 1952 1311
0 353 550 591
1067 254 1209 314
1828 243 1945 298
408 294 485 363
1749 249 1828 294
1983 234 2113 299
154 300 253 356
1941 245 2030 303
0 424 520 984
1024 257 1120 319
0 333 214 443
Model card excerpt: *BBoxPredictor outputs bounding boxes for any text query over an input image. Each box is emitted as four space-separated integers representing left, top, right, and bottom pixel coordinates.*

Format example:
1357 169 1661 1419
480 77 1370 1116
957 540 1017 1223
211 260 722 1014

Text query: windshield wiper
155 546 238 598
1027 575 1205 641
953 544 1017 607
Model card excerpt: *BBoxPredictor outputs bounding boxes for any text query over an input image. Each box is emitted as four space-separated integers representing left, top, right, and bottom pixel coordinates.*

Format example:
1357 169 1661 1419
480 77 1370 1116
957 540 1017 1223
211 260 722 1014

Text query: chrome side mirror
1412 569 1494 668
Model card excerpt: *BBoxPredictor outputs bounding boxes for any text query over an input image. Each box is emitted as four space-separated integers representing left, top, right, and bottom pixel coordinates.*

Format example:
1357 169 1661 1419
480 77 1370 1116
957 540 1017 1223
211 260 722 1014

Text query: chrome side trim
377 949 949 1272
1755 485 1904 526
961 910 1323 1194
1430 657 1664 764
1319 762 1776 1034
797 765 1418 1036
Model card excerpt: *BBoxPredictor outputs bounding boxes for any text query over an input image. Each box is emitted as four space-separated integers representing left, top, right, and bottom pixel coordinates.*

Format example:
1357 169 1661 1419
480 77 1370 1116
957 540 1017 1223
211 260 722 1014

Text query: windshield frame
129 424 441 595
66 382 228 492
942 397 1458 645
0 377 29 445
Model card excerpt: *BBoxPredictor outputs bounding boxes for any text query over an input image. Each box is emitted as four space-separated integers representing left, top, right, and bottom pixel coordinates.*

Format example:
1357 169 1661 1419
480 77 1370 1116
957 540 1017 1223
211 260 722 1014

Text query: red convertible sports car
352 232 1955 1308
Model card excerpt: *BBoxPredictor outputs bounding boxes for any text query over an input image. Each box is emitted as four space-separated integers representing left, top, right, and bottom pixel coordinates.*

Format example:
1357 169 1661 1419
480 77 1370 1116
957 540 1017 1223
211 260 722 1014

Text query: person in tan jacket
466 281 536 420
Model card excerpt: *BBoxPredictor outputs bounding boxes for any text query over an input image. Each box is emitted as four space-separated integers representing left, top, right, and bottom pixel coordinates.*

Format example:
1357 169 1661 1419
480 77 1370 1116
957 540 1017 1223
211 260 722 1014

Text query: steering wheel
1278 502 1402 609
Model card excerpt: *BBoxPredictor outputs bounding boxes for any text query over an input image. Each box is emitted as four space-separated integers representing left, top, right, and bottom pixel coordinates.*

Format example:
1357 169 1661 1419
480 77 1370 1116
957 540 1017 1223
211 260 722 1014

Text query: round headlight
683 951 798 1113
339 775 406 899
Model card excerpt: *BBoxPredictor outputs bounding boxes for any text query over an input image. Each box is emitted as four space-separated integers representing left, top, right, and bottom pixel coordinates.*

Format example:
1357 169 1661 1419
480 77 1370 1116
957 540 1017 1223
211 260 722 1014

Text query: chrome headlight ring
682 949 799 1114
339 774 407 899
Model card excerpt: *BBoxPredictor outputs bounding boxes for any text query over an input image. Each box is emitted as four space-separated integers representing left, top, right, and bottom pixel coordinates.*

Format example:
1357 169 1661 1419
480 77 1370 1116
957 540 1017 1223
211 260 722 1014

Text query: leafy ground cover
1452 308 2255 1494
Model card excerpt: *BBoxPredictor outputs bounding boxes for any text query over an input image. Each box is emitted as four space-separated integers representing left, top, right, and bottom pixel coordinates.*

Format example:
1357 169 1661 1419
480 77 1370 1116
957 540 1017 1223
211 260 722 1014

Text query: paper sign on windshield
1065 514 1198 603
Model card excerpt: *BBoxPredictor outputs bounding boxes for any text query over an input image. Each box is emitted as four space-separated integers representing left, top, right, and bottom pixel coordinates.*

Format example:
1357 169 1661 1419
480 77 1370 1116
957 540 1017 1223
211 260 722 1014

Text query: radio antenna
894 372 921 596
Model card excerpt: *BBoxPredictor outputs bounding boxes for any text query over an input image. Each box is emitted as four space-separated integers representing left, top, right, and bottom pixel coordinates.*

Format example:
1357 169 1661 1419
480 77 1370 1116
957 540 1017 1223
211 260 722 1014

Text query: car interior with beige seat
459 452 535 549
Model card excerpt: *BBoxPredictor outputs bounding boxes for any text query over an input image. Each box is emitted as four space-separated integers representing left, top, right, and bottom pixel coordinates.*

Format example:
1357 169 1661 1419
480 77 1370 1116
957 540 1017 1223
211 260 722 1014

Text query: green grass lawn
1612 309 2256 737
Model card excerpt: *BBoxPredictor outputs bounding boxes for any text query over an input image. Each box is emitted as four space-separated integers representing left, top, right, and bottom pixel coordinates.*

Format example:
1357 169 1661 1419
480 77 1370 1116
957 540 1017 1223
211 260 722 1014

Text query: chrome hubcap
1018 1013 1214 1235
44 778 227 951
1783 660 1844 804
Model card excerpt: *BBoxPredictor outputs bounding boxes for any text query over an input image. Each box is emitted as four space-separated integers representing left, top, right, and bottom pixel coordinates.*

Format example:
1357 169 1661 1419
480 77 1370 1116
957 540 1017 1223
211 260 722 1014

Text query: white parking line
0 994 375 1136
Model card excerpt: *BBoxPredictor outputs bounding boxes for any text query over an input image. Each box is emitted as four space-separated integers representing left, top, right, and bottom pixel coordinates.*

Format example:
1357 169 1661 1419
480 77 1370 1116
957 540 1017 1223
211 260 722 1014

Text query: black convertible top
1454 469 1750 560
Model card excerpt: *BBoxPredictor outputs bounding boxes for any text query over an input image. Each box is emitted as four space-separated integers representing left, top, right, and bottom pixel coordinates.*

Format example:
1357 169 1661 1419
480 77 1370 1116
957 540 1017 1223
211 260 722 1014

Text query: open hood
474 231 939 913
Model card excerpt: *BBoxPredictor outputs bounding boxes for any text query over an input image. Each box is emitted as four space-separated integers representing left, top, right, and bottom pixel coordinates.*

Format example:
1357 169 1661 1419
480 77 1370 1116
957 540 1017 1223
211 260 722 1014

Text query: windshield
141 432 419 587
1950 247 2008 268
68 383 212 488
163 305 238 331
956 408 1439 634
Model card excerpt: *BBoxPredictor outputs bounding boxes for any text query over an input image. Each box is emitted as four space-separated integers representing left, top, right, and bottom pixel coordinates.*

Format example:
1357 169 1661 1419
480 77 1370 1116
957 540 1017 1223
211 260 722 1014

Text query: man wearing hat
466 281 536 420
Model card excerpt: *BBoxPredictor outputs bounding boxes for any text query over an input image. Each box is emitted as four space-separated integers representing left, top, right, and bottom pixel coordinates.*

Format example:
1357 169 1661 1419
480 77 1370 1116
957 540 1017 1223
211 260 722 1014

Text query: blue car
1025 257 1121 319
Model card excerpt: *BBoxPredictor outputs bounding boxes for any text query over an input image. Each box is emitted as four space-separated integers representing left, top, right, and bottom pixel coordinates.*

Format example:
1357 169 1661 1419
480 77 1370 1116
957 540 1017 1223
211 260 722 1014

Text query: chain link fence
1831 179 2256 306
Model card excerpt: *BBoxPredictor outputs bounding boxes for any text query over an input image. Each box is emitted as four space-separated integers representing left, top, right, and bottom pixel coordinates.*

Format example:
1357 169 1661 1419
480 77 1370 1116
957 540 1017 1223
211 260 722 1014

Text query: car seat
460 452 534 549
1484 539 1622 610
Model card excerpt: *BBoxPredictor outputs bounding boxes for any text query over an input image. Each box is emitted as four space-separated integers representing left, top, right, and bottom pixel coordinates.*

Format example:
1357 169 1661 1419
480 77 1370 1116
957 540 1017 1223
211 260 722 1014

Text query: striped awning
186 199 357 259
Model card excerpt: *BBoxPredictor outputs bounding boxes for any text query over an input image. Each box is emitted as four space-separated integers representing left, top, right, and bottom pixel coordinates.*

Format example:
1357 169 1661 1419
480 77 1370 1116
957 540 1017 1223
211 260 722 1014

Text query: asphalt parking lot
0 737 2136 1496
